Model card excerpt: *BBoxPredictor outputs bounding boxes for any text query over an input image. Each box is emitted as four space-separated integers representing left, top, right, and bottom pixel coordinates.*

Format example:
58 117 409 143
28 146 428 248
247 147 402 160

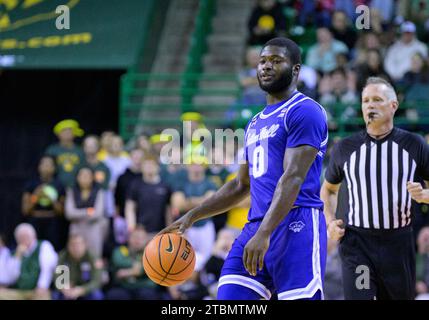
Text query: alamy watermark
55 5 70 30
355 265 370 290
355 5 371 30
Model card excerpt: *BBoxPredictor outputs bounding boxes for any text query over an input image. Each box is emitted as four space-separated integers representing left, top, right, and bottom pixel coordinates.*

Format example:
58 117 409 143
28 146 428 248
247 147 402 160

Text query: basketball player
160 37 329 300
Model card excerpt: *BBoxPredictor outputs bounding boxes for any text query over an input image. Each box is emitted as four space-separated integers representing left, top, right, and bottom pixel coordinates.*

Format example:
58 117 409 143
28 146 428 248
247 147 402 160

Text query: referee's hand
327 219 345 241
407 182 429 204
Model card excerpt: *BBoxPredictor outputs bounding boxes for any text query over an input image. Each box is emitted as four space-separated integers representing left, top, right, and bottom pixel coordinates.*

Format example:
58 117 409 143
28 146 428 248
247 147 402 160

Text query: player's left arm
243 145 318 276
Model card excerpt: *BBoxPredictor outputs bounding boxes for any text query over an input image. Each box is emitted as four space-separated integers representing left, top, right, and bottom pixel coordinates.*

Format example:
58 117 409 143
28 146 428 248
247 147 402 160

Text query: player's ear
292 64 301 76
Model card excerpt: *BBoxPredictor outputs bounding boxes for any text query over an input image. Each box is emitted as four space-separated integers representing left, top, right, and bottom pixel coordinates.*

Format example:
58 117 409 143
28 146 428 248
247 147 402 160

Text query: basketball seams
160 236 183 282
157 234 169 274
143 234 196 286
143 252 190 284
168 240 196 275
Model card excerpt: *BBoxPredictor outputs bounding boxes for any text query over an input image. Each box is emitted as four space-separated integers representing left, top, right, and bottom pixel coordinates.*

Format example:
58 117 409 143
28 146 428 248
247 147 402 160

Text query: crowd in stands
1 0 429 300
0 114 246 300
237 0 429 133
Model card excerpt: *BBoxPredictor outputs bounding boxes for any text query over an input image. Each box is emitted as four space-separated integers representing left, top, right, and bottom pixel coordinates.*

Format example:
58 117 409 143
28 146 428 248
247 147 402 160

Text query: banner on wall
0 0 149 68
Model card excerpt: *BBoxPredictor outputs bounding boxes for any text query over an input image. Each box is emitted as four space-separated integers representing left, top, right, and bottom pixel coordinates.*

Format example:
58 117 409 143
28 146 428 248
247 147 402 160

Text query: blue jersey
244 91 328 222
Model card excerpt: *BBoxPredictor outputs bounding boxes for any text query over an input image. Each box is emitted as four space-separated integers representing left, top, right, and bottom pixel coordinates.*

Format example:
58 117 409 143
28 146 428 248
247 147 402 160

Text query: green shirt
45 143 85 188
110 246 156 289
177 177 217 227
55 250 102 294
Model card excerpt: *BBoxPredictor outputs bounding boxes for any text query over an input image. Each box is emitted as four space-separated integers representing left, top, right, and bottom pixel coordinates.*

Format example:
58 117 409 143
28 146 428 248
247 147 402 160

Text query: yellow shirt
97 149 129 161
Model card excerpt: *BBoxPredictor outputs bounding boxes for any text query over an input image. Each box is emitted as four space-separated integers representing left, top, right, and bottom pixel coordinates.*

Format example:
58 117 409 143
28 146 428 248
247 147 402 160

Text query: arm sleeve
65 189 88 220
37 241 58 289
324 142 345 184
89 191 105 220
0 250 21 286
285 102 328 150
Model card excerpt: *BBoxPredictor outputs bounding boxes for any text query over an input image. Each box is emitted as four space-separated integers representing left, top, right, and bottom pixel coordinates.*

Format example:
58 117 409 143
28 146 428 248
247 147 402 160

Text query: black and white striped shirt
325 128 429 230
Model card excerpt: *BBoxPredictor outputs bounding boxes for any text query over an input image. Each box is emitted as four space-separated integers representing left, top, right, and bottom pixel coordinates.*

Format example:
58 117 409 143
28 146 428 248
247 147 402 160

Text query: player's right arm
320 180 344 241
158 162 251 235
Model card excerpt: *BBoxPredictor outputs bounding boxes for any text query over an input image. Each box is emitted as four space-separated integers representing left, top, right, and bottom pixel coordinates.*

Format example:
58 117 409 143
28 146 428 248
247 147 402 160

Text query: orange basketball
143 233 196 287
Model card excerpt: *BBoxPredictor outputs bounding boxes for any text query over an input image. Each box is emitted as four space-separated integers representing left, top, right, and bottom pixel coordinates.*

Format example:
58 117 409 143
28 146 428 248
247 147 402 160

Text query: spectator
0 234 21 288
297 64 318 99
201 228 236 299
333 0 360 22
206 146 230 189
324 238 344 300
21 155 66 251
330 10 357 50
160 143 187 191
171 156 217 272
115 148 144 218
400 52 429 91
318 67 359 129
97 131 115 161
353 32 384 67
305 27 348 74
103 135 131 217
384 21 428 82
368 8 385 35
401 53 429 131
125 154 172 235
370 0 395 24
45 119 85 188
135 133 152 155
52 234 103 300
65 167 107 258
416 226 429 300
236 46 266 107
408 0 429 31
297 0 334 28
150 133 174 165
0 224 57 300
355 49 392 93
83 135 111 191
181 112 208 161
106 227 164 300
247 0 288 45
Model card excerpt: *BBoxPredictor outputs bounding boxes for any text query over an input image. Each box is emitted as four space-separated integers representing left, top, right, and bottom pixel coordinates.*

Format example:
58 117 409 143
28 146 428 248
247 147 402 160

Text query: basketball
143 233 196 287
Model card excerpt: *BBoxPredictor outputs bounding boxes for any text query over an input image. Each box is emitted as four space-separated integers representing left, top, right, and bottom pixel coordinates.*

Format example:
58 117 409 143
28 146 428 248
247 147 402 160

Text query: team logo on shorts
289 221 305 233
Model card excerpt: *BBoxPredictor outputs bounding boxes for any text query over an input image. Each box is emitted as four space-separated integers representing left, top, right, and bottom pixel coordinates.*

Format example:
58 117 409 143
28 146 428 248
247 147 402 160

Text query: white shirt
0 247 21 286
384 39 428 80
23 240 58 289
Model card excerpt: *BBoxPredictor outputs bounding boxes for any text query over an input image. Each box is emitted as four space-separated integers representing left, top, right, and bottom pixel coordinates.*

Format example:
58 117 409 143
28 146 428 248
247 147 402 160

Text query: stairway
193 0 254 119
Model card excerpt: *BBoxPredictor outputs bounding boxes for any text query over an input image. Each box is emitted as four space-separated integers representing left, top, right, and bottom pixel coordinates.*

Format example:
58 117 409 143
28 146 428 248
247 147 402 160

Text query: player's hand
243 231 270 277
407 182 429 204
327 219 345 241
158 213 194 235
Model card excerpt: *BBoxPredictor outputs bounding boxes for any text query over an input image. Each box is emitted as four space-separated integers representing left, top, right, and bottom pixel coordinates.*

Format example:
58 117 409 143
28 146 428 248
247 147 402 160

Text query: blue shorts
218 207 327 300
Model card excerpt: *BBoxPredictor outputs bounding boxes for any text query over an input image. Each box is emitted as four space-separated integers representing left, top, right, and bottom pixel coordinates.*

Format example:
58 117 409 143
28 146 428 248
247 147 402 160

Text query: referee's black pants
339 225 416 300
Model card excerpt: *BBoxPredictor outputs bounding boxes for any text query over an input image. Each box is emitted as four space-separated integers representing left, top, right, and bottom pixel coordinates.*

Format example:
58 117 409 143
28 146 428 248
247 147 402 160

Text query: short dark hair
263 37 302 65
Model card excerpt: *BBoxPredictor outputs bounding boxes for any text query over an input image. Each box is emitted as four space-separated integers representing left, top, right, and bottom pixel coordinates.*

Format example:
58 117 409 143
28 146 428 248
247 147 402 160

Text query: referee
321 77 429 300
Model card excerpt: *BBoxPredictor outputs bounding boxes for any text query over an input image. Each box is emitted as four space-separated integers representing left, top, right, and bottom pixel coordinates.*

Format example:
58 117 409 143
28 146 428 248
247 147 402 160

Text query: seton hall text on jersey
246 123 280 146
